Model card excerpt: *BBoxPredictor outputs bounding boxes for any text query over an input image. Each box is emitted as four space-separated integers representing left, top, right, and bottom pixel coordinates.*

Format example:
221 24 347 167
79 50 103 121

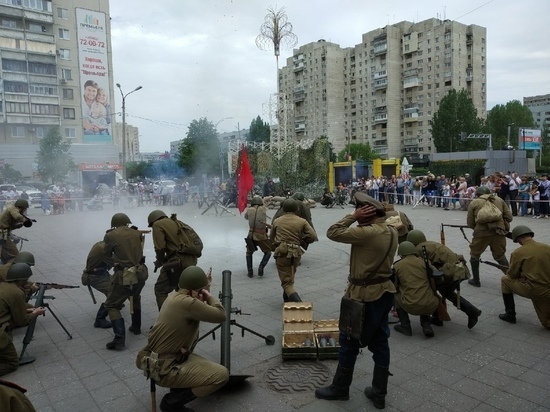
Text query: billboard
76 8 112 144
518 128 541 151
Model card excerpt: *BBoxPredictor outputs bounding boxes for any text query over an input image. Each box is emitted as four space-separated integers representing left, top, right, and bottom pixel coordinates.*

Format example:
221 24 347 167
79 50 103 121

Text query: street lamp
506 122 514 149
215 117 233 181
116 83 142 181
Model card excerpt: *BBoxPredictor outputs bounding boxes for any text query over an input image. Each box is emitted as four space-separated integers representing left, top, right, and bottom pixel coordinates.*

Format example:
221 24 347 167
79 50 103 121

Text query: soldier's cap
353 192 385 212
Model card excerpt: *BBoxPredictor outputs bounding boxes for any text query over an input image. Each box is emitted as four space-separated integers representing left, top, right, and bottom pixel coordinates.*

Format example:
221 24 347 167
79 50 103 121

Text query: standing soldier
0 199 33 264
244 196 272 278
315 193 397 409
270 199 317 302
272 192 315 229
499 225 550 329
467 186 513 287
148 210 203 310
81 241 114 329
103 213 148 350
0 263 46 376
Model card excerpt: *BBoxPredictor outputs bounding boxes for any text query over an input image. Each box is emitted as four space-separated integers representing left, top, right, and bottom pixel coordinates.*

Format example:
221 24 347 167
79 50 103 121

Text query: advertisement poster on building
76 8 112 144
518 128 541 151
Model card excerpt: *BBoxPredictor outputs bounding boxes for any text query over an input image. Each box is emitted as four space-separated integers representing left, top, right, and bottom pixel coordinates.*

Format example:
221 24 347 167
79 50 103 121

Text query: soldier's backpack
476 196 502 224
171 214 204 257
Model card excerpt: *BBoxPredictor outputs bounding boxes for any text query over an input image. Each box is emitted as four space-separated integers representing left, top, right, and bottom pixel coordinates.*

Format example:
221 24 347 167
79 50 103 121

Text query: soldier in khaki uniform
467 186 513 287
244 196 272 278
272 192 314 229
499 225 550 329
0 263 46 376
81 241 114 329
148 210 201 310
392 241 439 337
382 203 414 244
316 193 397 410
270 199 318 302
136 266 228 412
103 213 148 350
0 379 36 412
407 230 482 329
0 251 35 282
0 199 32 264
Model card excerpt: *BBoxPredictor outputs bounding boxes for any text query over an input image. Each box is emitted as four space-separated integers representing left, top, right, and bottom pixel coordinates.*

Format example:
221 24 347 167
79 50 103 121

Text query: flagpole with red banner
236 144 254 213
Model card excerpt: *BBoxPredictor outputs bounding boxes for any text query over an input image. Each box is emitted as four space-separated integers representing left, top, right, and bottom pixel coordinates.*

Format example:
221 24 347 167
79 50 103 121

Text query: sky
109 0 550 152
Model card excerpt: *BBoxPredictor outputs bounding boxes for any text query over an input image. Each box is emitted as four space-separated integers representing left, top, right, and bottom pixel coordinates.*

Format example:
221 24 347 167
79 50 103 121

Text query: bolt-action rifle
440 224 471 244
19 284 47 364
421 245 451 321
479 259 509 271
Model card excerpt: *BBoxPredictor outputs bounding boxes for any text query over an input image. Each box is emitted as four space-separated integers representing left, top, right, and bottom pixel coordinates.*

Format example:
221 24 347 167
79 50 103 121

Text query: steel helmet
13 251 35 266
282 198 298 213
14 199 29 209
511 225 534 243
407 229 427 246
111 212 131 228
6 262 33 282
148 210 167 227
292 192 305 202
178 266 209 290
250 196 263 206
475 186 491 196
398 241 418 257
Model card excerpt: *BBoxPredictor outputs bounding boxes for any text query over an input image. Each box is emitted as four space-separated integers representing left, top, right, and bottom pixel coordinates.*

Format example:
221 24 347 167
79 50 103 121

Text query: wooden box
314 319 340 360
282 302 316 359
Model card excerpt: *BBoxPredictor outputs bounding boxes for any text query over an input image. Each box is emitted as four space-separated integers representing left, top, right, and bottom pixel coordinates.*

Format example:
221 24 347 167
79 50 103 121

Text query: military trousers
274 256 301 296
89 273 112 297
0 339 19 377
501 275 550 329
105 280 145 321
245 238 272 256
0 238 18 264
154 255 197 310
469 234 507 261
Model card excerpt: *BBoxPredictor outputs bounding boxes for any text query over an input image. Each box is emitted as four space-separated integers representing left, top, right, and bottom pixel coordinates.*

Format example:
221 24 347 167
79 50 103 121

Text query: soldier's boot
496 258 510 274
128 310 142 335
457 297 482 329
106 318 125 350
420 315 435 337
283 292 289 302
468 258 481 287
430 309 444 326
364 364 390 409
287 292 302 302
499 293 517 324
160 388 197 412
246 255 254 278
93 303 112 329
393 308 412 336
257 252 271 277
315 365 354 400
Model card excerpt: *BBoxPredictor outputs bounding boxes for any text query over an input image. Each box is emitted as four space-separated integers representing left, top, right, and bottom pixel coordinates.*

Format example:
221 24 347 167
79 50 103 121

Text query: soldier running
244 196 272 278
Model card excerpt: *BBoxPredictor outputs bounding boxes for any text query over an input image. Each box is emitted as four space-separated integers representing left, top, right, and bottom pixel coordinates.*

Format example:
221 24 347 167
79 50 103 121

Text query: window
1 18 17 29
11 126 25 138
65 128 76 139
58 29 69 40
31 104 59 115
28 23 47 33
23 0 52 12
62 88 74 99
30 84 57 95
2 59 27 72
61 68 72 80
63 108 75 119
58 49 70 60
6 102 29 113
4 81 28 93
36 127 45 138
57 7 69 19
29 62 56 75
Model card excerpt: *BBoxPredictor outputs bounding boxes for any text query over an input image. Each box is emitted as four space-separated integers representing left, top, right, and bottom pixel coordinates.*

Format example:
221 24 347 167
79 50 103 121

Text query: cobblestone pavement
4 201 549 412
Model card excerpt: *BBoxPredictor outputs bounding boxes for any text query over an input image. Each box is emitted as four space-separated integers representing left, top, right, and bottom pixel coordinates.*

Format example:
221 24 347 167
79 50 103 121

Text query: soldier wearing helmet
466 184 513 287
0 251 35 282
103 213 148 350
136 266 228 411
244 196 272 278
147 210 202 310
0 198 32 264
499 226 550 329
269 199 318 302
0 263 46 376
272 192 315 229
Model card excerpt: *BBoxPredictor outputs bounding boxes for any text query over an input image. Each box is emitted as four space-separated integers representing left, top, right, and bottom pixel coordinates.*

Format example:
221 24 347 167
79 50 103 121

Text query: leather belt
348 276 390 286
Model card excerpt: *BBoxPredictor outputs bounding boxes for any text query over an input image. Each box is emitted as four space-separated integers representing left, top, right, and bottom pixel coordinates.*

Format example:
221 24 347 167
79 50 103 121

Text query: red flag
237 145 254 213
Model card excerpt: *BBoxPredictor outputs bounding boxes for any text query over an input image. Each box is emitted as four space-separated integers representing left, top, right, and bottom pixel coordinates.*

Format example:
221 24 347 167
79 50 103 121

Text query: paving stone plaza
5 201 549 411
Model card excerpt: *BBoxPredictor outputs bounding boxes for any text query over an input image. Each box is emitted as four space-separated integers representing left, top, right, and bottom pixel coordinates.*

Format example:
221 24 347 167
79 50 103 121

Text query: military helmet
147 210 167 227
511 225 534 243
292 192 305 202
111 212 131 228
6 262 33 282
398 241 418 257
14 199 29 209
13 251 35 266
178 266 209 290
250 196 263 206
475 186 491 196
407 229 427 246
282 198 298 213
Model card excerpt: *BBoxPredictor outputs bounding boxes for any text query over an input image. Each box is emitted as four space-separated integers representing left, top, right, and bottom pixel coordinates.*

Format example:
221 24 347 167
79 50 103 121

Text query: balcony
404 112 419 123
403 103 419 113
373 105 387 113
373 148 388 156
293 88 304 102
466 70 473 82
373 43 387 55
293 62 304 71
373 70 387 80
403 138 419 146
403 68 418 78
403 77 421 89
293 53 304 61
295 123 305 132
373 78 387 89
373 113 388 123
373 139 387 148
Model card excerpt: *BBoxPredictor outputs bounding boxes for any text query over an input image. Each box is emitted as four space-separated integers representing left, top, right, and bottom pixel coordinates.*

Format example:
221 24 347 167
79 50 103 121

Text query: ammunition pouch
139 347 190 381
0 323 12 350
245 235 257 252
274 242 301 258
338 296 365 345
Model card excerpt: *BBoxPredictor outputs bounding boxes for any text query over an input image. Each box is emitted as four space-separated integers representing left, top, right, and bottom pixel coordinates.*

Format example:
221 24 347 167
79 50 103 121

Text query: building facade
524 94 550 131
278 18 487 162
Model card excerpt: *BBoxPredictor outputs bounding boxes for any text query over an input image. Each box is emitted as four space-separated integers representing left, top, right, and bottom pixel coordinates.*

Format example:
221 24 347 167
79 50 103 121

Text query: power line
454 0 497 21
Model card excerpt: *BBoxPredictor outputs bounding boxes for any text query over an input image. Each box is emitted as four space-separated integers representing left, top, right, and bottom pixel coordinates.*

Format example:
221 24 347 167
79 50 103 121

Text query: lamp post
116 83 142 181
215 117 233 181
506 122 514 149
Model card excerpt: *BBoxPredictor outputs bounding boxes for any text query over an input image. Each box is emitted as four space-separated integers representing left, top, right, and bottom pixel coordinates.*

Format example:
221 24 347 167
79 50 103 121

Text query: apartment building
279 18 487 162
524 94 550 130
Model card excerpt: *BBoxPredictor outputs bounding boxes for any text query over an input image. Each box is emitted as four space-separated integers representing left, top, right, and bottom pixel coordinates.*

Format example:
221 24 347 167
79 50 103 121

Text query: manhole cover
264 361 331 393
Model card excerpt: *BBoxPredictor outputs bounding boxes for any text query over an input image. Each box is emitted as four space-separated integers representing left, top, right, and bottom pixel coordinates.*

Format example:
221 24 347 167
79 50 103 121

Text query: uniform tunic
83 241 113 297
245 205 271 254
0 380 36 412
0 206 27 263
502 238 550 329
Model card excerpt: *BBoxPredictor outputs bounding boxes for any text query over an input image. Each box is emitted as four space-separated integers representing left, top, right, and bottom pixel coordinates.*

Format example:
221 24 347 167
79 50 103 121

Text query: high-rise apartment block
279 18 486 163
523 94 550 131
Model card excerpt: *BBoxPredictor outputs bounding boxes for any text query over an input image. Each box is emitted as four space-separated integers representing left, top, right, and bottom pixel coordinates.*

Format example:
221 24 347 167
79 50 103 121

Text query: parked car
15 184 42 206
153 180 176 194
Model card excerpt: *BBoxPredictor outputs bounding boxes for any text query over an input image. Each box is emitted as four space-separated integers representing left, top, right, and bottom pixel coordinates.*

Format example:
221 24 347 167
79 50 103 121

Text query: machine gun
34 282 79 290
479 259 509 271
421 245 451 320
440 223 471 245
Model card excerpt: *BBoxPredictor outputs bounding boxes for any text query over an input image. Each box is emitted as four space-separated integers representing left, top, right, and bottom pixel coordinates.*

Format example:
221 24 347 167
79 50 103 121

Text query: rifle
19 284 46 364
421 245 450 321
153 259 183 273
479 259 509 271
35 283 80 290
88 285 97 304
440 223 471 244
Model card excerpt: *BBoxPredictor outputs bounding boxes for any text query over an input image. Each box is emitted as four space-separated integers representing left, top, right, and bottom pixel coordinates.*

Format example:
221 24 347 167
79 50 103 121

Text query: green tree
337 142 377 162
126 161 149 180
431 89 484 152
176 118 221 177
0 163 23 183
248 116 270 143
484 100 535 150
36 126 75 184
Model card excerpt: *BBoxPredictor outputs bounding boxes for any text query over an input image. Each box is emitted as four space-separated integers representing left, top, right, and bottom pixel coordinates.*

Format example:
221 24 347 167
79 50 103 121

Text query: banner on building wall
518 128 541 151
76 8 112 144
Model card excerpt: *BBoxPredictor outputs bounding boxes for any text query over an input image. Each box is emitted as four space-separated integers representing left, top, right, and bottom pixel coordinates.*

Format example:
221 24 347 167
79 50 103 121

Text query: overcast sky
109 0 549 152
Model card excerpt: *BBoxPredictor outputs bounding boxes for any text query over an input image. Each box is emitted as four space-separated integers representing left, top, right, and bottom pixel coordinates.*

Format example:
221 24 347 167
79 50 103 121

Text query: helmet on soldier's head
282 198 298 213
111 212 131 228
250 196 263 206
6 262 33 282
147 210 167 227
178 266 209 290
292 192 305 202
475 186 491 196
511 225 534 243
398 241 418 257
382 202 395 212
14 199 29 209
14 251 35 266
407 229 427 246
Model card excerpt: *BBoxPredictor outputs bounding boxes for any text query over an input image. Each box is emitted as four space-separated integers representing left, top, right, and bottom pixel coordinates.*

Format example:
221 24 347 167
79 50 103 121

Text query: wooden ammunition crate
314 319 340 360
282 302 316 359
